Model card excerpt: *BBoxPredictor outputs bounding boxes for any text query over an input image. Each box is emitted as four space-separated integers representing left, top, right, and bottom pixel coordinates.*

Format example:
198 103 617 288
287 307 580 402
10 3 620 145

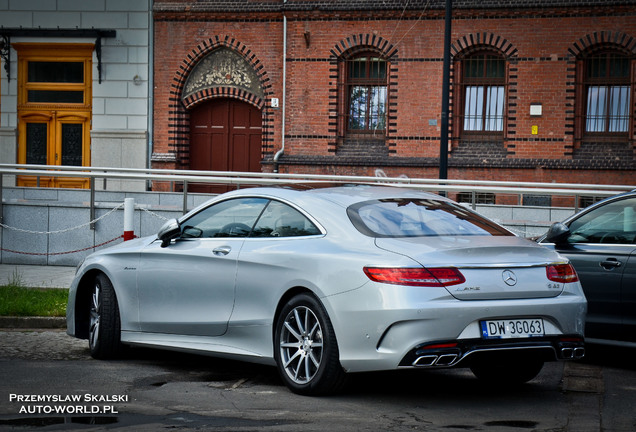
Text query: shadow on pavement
579 343 636 371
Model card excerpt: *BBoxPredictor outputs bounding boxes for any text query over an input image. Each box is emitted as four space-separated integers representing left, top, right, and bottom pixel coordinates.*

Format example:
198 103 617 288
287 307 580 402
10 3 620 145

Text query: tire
274 293 347 395
88 273 123 359
470 356 544 385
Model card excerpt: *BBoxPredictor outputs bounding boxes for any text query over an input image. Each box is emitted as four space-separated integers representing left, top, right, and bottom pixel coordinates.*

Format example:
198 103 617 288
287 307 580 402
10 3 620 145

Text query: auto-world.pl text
9 394 127 415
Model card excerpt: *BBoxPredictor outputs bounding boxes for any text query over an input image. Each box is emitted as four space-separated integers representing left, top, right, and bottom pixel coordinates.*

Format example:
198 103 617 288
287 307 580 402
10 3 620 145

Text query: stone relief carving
183 48 263 100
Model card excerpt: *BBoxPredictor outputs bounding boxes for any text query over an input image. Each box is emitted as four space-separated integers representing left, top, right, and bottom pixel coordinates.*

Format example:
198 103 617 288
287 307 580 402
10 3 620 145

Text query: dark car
539 191 636 347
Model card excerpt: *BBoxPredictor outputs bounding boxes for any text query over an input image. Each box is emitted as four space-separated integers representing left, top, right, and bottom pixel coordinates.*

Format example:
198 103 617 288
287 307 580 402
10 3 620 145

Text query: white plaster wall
0 127 17 186
91 130 147 191
0 0 151 190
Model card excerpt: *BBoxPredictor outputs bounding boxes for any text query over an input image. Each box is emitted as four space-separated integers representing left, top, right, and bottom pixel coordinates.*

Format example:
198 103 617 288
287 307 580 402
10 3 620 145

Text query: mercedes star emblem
502 270 517 286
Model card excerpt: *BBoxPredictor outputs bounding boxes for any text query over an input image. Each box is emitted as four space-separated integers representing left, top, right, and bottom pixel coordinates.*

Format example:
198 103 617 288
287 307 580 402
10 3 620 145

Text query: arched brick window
458 51 506 136
582 50 631 135
345 53 388 134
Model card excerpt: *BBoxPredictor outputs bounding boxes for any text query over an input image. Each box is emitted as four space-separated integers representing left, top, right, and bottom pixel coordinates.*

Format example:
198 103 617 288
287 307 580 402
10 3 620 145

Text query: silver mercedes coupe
67 185 587 395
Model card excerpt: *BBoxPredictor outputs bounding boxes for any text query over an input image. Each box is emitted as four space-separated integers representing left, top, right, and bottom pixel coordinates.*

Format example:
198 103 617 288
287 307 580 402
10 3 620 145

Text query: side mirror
157 219 181 247
544 222 570 244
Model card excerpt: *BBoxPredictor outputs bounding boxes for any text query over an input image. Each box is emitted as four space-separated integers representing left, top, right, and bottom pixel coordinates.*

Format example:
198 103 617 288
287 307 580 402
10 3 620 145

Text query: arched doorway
189 98 262 192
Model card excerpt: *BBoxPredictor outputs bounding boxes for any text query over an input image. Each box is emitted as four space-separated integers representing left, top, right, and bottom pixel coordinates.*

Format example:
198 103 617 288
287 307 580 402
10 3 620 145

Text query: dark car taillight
546 263 579 283
363 267 466 287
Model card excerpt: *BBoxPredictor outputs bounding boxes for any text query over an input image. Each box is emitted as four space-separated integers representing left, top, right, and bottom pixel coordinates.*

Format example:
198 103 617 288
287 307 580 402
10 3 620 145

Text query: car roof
233 184 448 207
552 190 636 228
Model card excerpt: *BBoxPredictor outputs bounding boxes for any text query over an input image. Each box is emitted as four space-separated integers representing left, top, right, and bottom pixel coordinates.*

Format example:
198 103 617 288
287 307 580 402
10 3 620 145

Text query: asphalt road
1 329 635 432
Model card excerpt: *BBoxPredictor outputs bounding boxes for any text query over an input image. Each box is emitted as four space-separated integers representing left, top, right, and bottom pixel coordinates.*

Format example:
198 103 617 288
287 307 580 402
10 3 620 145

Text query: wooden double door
18 111 90 188
189 99 262 192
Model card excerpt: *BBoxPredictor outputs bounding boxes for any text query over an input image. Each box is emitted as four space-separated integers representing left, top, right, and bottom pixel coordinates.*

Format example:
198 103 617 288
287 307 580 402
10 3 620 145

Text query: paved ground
0 330 610 432
2 330 636 431
0 264 75 289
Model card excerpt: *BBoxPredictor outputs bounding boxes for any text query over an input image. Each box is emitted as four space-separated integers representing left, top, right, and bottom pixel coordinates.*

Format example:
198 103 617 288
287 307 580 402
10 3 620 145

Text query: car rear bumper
398 335 585 368
327 282 587 373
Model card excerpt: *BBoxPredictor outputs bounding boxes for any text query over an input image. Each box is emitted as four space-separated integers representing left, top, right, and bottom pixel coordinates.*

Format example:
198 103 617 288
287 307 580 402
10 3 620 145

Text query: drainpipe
147 0 154 188
273 9 287 173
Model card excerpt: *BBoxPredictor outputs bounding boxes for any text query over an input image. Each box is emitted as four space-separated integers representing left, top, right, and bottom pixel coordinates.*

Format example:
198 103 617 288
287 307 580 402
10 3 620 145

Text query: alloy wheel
88 283 101 350
279 306 324 384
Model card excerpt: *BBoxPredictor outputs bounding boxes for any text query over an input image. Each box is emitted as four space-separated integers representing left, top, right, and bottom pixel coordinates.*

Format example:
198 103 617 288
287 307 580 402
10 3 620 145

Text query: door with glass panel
17 111 90 188
14 43 92 188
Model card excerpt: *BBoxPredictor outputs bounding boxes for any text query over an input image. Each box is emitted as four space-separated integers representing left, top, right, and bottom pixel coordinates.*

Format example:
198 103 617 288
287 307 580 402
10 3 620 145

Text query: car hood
90 234 156 257
375 235 568 300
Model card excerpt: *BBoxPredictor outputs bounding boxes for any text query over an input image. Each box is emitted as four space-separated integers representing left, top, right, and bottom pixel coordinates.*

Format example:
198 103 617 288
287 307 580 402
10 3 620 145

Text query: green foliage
0 281 68 317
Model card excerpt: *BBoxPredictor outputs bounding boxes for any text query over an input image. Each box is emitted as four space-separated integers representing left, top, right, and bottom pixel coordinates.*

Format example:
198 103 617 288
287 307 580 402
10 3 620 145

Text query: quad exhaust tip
561 347 585 359
413 353 459 367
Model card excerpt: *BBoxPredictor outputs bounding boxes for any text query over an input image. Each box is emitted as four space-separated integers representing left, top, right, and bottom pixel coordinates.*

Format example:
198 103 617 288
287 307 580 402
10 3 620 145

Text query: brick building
152 0 636 194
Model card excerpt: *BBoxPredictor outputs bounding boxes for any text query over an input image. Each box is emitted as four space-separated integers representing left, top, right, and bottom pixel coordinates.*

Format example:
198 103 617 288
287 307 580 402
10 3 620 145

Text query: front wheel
274 294 347 395
88 273 122 359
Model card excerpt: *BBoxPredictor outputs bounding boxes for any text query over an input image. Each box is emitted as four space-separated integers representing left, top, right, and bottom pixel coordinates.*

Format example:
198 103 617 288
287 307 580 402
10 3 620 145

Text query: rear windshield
347 198 512 237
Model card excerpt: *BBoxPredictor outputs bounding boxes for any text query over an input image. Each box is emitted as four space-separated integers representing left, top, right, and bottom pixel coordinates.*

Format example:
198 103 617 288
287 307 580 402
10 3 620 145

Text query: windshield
348 198 512 238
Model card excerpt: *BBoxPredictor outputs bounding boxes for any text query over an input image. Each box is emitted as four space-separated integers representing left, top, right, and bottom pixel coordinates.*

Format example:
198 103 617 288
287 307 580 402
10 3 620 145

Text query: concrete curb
0 316 66 329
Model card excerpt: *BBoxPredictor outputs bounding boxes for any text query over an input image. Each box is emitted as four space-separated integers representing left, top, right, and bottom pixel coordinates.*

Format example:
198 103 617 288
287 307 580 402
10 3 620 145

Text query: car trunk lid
375 236 566 300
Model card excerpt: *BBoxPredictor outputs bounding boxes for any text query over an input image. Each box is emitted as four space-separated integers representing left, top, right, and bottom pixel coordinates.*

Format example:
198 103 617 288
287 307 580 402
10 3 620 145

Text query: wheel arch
273 286 323 343
73 269 109 339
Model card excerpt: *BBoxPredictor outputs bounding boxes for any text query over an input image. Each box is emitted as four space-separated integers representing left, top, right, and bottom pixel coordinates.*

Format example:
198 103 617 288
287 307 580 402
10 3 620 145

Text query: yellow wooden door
17 111 90 188
14 43 92 189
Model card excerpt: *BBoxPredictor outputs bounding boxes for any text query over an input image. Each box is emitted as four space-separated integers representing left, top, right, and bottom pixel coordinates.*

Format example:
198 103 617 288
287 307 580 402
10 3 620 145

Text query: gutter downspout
273 9 287 173
147 0 154 188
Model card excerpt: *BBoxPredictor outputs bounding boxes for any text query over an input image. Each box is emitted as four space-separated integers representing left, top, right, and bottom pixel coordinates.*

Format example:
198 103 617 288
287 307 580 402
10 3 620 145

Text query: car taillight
546 263 579 283
363 267 466 287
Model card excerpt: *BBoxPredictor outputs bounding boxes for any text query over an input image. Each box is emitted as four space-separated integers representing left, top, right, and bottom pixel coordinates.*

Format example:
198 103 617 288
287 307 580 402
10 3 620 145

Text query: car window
180 197 269 238
251 200 321 237
348 198 512 237
567 197 636 244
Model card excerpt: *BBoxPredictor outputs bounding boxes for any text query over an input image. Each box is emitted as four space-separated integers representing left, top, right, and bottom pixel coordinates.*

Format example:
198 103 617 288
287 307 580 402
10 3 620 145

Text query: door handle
600 258 622 271
213 246 231 256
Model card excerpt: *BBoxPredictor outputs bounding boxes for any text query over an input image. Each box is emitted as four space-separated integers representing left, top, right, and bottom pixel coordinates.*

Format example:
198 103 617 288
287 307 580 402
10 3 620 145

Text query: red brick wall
152 3 635 187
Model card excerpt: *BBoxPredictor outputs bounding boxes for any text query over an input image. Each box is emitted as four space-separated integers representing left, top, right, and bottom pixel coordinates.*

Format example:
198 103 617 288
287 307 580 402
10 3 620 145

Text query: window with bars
346 55 387 133
460 52 506 134
584 51 631 134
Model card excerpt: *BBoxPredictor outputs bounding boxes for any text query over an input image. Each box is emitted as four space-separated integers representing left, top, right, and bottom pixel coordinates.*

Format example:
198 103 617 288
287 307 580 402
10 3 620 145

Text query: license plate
481 318 544 339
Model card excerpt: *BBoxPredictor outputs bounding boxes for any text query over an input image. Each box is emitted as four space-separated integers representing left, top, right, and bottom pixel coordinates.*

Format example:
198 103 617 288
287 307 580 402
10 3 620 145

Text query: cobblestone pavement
2 329 636 431
0 329 89 361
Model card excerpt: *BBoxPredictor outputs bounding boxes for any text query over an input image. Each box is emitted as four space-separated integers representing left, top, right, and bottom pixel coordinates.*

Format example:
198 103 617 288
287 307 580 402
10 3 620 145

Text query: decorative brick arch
329 33 399 60
449 33 518 154
327 34 399 154
182 87 263 111
450 32 518 59
166 36 272 168
567 31 636 58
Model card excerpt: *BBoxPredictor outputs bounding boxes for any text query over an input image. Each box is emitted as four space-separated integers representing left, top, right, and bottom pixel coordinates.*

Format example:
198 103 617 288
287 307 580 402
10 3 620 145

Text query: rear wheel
88 273 122 359
470 357 544 385
274 293 347 395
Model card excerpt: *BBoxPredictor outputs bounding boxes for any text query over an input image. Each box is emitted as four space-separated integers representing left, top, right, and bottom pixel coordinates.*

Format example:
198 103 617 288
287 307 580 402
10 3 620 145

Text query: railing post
90 177 96 230
0 174 3 224
183 180 188 214
123 198 135 241
575 194 579 213
471 190 476 210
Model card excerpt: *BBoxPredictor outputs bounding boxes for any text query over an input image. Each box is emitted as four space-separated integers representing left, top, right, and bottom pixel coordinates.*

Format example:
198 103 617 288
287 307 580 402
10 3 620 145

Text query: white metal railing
0 164 633 227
